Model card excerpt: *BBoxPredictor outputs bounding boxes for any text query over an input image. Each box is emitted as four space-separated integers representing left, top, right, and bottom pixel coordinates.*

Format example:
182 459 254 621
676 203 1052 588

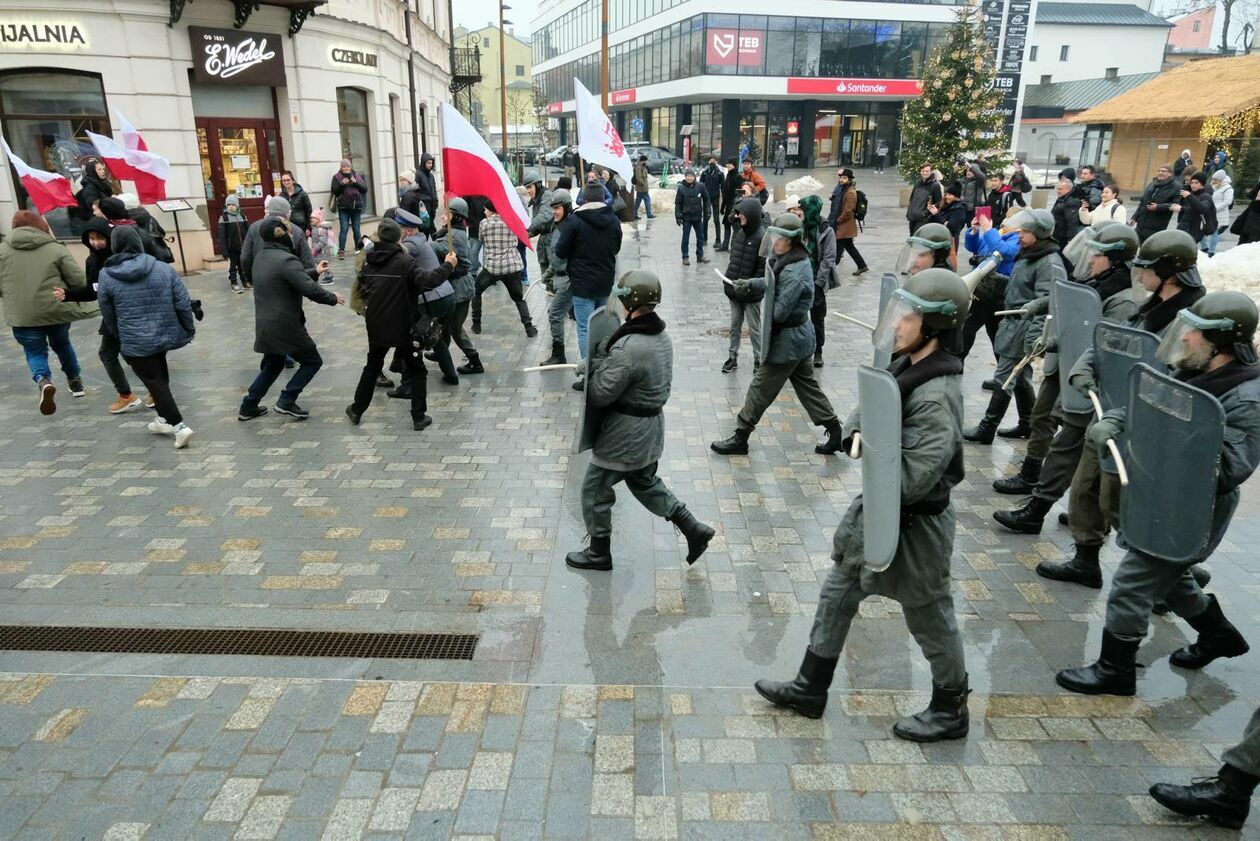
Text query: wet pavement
0 169 1256 839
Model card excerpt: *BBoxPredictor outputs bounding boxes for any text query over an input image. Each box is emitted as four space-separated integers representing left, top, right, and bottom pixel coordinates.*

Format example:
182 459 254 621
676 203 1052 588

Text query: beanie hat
683 167 696 177
265 195 291 218
376 218 402 244
946 182 963 199
582 183 606 204
98 197 128 221
340 158 353 169
399 169 415 183
225 194 240 208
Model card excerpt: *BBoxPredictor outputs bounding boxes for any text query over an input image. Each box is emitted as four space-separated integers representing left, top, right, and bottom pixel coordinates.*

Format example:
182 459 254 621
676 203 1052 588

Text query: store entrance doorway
197 117 284 253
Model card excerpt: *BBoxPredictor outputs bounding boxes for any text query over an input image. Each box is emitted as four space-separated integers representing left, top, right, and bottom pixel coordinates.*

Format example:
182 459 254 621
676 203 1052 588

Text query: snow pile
1199 243 1260 297
648 187 675 214
786 175 824 193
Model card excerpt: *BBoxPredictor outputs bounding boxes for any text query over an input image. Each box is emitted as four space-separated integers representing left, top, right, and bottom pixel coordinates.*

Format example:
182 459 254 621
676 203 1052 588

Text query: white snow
786 175 825 193
1199 243 1260 298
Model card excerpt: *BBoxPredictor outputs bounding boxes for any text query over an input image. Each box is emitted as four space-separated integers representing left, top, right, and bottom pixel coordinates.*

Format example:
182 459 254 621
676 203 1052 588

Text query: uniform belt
902 497 949 517
771 313 809 335
609 403 662 418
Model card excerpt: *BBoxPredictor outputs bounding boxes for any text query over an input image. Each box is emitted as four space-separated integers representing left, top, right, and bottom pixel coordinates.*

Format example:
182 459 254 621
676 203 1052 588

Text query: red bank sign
707 28 763 66
787 77 923 97
610 88 636 105
547 102 562 115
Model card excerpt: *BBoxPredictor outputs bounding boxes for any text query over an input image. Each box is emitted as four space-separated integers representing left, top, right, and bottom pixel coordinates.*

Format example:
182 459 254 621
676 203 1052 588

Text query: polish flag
1 137 77 216
574 79 632 185
439 102 532 248
87 117 169 204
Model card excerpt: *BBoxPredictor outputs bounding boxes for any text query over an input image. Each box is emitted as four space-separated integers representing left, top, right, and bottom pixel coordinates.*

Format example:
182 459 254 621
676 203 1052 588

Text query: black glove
190 299 205 322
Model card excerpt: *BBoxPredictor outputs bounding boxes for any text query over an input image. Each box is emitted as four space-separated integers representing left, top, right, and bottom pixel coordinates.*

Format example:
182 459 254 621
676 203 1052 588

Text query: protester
238 221 341 421
632 154 654 220
98 197 166 261
474 200 536 337
218 195 250 293
674 167 710 266
278 171 312 232
1132 164 1180 242
1205 171 1234 256
717 158 744 252
97 227 195 448
792 195 836 369
432 199 482 375
0 211 93 415
1175 171 1217 244
240 196 315 289
700 156 724 245
741 159 767 204
540 189 574 366
330 158 368 255
75 158 114 219
553 182 622 389
720 197 767 375
907 163 943 234
1051 177 1085 246
392 208 459 388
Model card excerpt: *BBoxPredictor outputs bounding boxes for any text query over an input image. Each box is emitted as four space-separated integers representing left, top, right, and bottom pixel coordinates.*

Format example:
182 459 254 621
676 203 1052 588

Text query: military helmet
447 197 470 219
549 189 573 208
768 213 803 239
1019 208 1055 240
907 223 953 253
613 269 662 311
1132 229 1198 278
1086 221 1139 262
522 169 543 186
898 268 971 331
1186 291 1258 357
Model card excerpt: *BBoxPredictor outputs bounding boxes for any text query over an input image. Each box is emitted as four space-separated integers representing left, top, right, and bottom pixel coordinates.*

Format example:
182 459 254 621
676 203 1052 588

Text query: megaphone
962 253 1000 296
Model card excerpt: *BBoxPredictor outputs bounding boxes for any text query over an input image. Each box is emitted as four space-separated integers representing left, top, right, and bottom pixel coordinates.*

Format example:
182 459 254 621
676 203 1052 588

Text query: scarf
1087 264 1132 302
889 348 964 401
1178 360 1260 398
607 310 665 348
1137 285 1206 335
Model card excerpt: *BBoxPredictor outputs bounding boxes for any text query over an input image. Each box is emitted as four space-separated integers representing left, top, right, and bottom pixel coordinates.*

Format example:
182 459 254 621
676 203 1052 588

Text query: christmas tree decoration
899 0 1011 182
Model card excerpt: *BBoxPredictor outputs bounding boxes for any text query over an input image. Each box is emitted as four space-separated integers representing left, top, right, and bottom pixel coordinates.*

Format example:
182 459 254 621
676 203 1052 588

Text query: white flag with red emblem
439 102 532 248
87 111 169 203
1 137 76 216
573 79 632 186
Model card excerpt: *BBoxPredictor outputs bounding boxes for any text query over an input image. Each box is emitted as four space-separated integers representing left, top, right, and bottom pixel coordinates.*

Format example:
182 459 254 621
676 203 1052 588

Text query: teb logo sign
706 28 762 66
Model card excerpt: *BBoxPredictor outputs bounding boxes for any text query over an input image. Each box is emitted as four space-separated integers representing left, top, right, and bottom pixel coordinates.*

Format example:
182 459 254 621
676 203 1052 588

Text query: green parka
0 226 97 327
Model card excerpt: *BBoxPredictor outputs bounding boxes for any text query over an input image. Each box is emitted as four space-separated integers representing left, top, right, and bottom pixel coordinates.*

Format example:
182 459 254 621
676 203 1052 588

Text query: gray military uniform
1224 706 1260 778
582 316 685 537
546 215 573 347
809 357 968 689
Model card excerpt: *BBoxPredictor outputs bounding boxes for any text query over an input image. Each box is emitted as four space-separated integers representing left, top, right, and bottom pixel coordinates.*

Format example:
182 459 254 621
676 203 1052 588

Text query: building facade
1166 5 1216 52
454 25 539 151
0 0 452 270
1024 3 1171 85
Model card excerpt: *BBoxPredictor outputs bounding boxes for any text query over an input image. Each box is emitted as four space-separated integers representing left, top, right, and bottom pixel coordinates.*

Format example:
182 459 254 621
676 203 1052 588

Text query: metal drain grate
0 626 479 660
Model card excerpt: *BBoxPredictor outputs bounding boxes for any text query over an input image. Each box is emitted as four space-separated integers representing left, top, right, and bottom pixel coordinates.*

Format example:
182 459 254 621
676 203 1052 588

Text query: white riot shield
873 273 897 369
1050 279 1102 415
575 306 623 454
1118 364 1225 563
857 365 902 572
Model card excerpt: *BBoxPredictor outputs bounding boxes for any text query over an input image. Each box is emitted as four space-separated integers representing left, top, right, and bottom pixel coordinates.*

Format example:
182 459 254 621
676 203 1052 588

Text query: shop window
0 69 110 238
337 87 375 216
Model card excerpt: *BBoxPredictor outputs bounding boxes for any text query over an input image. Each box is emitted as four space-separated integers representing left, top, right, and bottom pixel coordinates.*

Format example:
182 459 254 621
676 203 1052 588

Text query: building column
798 100 818 170
677 104 692 160
721 99 740 165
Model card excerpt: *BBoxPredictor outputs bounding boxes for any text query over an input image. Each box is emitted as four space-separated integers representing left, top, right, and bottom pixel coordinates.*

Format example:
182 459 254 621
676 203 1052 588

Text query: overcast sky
454 0 540 37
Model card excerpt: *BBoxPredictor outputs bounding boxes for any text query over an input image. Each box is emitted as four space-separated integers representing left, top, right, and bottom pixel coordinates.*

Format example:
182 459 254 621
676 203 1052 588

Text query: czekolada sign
189 26 285 86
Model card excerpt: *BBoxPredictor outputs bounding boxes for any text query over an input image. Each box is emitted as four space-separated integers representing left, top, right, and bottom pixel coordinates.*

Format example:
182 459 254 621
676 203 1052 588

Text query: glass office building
532 2 960 169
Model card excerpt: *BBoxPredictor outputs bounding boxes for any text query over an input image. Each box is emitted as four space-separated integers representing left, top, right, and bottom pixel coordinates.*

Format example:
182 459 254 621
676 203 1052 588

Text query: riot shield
1050 279 1102 414
857 365 902 572
1093 322 1160 412
575 306 623 454
1118 363 1225 563
756 262 777 364
873 273 897 369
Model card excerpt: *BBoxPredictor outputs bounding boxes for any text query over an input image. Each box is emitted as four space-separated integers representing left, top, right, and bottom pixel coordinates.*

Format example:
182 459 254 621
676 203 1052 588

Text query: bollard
773 183 786 203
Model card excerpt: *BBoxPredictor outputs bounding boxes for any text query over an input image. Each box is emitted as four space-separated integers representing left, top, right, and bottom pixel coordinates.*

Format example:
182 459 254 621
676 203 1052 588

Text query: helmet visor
873 297 923 356
1073 240 1118 280
896 240 942 275
761 227 797 259
1155 309 1225 372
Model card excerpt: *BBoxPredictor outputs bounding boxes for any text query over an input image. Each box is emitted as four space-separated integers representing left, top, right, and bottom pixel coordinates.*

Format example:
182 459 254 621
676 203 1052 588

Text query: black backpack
854 190 869 222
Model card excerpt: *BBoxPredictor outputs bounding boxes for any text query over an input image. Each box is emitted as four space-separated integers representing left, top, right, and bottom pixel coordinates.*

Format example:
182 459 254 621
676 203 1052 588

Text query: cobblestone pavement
1 170 1257 839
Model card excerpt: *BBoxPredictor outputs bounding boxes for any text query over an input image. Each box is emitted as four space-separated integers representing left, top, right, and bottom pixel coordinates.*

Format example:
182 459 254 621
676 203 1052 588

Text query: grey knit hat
265 195 292 218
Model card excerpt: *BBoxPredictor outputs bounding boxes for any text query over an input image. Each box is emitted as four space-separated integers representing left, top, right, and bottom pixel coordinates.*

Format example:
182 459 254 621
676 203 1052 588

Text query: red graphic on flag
602 123 625 158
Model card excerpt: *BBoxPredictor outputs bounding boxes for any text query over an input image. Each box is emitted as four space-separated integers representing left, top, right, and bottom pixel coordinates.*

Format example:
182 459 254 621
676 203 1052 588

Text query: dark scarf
889 348 964 401
1177 360 1260 398
770 245 809 274
1137 285 1205 334
1087 263 1132 302
607 310 665 348
1018 239 1060 262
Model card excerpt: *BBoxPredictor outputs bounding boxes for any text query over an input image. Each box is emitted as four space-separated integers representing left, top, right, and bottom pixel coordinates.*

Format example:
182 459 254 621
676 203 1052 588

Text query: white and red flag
1 137 76 216
439 102 532 248
573 79 632 185
87 112 169 203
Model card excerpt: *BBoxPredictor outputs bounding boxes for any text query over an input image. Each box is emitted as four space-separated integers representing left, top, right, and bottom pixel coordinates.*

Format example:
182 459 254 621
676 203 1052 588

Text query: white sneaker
173 423 193 449
147 419 175 435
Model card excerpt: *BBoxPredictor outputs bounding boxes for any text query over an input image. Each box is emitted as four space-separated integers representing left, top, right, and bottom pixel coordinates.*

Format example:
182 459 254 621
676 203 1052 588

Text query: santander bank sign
787 77 922 97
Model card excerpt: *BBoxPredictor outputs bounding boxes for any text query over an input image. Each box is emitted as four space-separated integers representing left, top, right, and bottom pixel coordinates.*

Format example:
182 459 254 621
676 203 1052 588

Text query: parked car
543 144 572 167
624 144 686 176
516 146 545 165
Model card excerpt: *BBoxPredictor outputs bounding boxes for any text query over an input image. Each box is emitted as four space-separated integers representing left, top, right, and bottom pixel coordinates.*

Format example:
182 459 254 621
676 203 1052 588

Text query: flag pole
499 2 509 161
600 0 610 113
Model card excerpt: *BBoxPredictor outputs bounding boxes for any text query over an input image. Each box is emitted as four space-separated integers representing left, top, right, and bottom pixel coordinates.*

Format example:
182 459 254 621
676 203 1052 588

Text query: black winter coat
251 242 339 356
720 169 744 216
674 180 709 222
76 218 114 296
724 198 767 301
553 205 623 299
218 212 249 255
357 243 453 347
1051 192 1084 244
75 170 114 218
1231 193 1260 245
415 154 439 207
699 165 723 203
282 185 313 232
1133 177 1181 238
1177 186 1216 243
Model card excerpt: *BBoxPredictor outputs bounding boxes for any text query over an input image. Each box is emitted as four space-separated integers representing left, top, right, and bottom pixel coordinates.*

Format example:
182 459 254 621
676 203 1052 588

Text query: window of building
1193 20 1201 32
337 87 375 216
1059 45 1069 61
515 64 525 76
483 37 490 47
1105 67 1118 80
1029 45 1038 61
0 69 111 238
1040 74 1052 84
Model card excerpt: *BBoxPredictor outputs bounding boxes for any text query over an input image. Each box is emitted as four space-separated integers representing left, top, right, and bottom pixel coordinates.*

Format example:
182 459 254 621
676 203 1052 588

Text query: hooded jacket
720 166 745 216
0 225 95 327
357 242 454 347
79 217 115 293
75 167 114 218
250 236 339 356
1212 173 1234 228
960 162 987 211
724 197 767 301
415 154 438 209
553 203 623 298
96 227 194 357
280 184 313 232
964 227 1020 276
218 206 249 255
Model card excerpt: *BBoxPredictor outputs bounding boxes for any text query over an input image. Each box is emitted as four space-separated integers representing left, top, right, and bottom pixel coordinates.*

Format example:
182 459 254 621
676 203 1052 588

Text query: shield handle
849 431 861 459
1088 387 1130 487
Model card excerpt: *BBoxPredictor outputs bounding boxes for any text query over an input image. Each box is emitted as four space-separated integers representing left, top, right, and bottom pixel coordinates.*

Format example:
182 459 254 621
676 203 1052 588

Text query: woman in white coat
1205 171 1234 256
1078 182 1127 227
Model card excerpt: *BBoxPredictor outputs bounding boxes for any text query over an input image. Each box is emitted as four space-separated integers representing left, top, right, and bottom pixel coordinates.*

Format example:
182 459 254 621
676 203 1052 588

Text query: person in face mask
1057 290 1260 700
755 268 974 743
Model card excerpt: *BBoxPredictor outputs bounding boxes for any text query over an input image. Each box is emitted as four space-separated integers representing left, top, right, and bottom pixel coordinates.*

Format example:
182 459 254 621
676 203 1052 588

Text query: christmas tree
898 0 1010 183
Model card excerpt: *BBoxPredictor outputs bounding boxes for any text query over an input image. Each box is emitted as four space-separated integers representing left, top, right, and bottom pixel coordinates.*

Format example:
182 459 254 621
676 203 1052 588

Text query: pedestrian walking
830 169 869 276
0 211 95 415
906 163 943 234
874 140 889 174
345 218 457 431
97 226 196 448
632 154 654 219
720 197 768 375
553 182 622 390
674 167 710 265
773 142 786 175
473 200 537 338
330 158 368 256
1205 171 1234 256
218 195 249 293
717 158 744 252
565 270 715 572
700 156 723 245
1132 164 1180 242
238 221 342 422
710 213 844 456
539 189 574 367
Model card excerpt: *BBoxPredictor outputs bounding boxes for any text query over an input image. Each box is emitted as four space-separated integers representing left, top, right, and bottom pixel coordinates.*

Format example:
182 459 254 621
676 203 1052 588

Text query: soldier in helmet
539 189 574 366
521 169 555 276
711 213 845 456
756 269 973 742
431 198 484 375
964 208 1066 444
566 270 716 571
1057 289 1260 697
895 223 954 276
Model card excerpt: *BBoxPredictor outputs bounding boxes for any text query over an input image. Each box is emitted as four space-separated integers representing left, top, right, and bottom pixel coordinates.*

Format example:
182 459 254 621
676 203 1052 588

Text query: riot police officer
566 271 716 571
895 222 954 275
1057 290 1259 696
755 269 973 743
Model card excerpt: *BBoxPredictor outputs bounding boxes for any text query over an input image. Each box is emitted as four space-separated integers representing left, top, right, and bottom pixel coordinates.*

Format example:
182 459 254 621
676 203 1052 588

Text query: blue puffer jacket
964 228 1020 276
97 227 195 357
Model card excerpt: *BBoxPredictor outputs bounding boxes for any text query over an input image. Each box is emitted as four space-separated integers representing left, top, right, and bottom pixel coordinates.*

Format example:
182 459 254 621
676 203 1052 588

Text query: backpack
854 190 869 222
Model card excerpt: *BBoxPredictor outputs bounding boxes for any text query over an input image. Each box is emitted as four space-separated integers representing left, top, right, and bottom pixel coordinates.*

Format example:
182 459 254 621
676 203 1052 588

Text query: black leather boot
1149 763 1257 830
711 428 751 455
540 343 566 366
1055 629 1139 696
993 457 1041 495
566 534 612 571
457 355 485 375
997 420 1031 439
963 419 998 444
669 508 715 565
1169 594 1250 669
993 495 1054 534
1036 543 1103 588
892 677 971 742
753 648 838 719
814 421 844 455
